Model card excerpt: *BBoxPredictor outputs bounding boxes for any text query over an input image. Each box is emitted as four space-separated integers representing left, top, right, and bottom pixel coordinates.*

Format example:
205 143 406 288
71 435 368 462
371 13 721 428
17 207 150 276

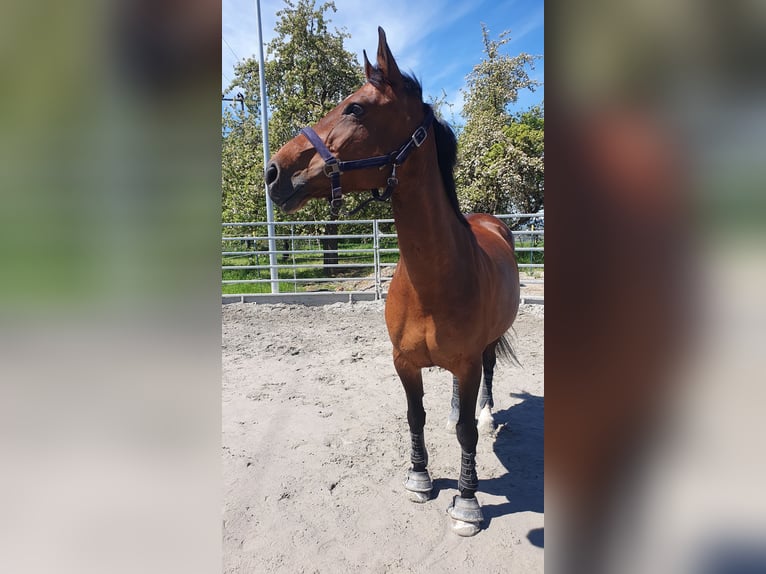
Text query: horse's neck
391 153 471 289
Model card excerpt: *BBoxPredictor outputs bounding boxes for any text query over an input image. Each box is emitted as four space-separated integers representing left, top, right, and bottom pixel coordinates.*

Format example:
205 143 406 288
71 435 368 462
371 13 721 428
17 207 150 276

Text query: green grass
517 239 545 265
222 238 392 294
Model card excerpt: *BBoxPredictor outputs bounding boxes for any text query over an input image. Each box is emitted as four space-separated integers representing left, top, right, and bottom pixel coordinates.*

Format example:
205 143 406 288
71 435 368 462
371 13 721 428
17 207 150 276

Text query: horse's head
266 27 427 214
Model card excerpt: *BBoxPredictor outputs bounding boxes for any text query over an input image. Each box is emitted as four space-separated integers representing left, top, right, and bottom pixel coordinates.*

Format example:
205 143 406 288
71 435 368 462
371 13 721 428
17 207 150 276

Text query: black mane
428 103 468 227
370 71 468 227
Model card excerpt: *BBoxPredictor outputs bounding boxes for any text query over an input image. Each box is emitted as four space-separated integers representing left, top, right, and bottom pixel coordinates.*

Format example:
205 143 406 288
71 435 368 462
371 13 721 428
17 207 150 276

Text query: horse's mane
428 104 469 227
370 69 468 227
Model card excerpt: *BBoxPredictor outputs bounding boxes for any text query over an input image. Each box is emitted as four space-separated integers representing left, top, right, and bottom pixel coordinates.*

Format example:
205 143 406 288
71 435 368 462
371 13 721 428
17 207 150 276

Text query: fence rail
222 213 544 300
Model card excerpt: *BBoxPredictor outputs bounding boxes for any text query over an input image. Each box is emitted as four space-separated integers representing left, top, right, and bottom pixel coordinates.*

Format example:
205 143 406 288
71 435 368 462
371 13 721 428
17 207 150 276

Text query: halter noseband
300 106 435 216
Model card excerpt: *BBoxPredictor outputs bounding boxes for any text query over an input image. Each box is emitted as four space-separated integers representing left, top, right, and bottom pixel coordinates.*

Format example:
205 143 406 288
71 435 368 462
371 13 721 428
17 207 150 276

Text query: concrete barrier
223 292 543 306
222 291 379 306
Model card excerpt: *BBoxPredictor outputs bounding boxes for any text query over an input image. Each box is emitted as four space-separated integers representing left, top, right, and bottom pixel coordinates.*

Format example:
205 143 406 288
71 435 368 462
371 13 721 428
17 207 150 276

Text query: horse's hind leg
446 375 460 432
478 342 498 434
394 355 432 503
447 360 484 536
448 343 496 434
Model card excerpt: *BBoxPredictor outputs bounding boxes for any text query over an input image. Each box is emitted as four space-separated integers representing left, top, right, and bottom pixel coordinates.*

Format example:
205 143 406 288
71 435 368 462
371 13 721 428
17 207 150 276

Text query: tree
266 0 367 272
221 52 269 226
265 0 361 153
504 105 544 215
455 25 543 222
263 1 405 223
221 98 265 225
223 1 384 273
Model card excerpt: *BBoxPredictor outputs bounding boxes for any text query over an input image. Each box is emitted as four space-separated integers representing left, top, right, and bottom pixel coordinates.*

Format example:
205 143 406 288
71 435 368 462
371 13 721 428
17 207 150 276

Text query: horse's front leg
447 359 485 536
394 354 432 503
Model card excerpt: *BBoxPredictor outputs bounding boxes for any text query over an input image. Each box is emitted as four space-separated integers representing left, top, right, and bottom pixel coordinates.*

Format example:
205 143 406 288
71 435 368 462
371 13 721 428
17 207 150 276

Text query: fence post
255 0 279 293
373 219 381 300
290 223 297 293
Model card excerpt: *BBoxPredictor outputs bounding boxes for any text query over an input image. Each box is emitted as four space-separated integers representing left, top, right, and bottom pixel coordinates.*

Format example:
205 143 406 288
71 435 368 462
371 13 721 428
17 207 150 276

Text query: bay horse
266 27 520 536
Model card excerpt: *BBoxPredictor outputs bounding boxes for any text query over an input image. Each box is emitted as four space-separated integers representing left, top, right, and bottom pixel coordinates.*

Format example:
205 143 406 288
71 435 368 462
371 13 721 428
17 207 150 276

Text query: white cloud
221 0 543 119
509 6 544 45
221 0 485 90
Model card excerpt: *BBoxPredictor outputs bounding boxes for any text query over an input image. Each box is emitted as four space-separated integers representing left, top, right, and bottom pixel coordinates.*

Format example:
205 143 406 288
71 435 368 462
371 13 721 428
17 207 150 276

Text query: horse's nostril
265 162 279 187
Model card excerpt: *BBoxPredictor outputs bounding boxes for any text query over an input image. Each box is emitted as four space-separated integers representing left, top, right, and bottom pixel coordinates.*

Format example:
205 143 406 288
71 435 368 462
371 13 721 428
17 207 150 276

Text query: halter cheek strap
300 105 435 216
299 127 345 212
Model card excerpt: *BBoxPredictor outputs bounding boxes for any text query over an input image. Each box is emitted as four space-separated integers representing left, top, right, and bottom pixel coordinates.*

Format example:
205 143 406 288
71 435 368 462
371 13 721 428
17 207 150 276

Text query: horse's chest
396 321 433 364
387 311 467 370
386 270 473 368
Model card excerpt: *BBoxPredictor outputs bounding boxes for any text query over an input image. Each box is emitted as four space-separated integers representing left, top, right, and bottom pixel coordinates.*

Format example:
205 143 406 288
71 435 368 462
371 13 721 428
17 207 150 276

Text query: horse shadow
431 392 544 546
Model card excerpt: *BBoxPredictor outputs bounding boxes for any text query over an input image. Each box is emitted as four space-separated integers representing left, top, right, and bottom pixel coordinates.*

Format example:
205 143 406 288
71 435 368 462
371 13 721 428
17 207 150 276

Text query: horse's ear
375 26 402 87
363 49 374 81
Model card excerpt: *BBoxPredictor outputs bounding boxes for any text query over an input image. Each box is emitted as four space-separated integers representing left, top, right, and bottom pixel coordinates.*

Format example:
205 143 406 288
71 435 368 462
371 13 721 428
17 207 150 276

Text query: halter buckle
387 163 399 188
412 126 428 147
329 195 343 216
324 161 341 177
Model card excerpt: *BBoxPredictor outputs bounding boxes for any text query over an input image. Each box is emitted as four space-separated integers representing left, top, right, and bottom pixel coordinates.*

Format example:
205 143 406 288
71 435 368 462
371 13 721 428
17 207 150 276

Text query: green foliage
503 106 544 214
222 105 265 223
461 28 538 119
455 25 543 220
266 0 363 148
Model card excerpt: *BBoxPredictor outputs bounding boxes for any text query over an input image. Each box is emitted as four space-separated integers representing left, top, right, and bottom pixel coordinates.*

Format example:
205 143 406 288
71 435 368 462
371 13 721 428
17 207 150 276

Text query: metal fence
222 213 543 300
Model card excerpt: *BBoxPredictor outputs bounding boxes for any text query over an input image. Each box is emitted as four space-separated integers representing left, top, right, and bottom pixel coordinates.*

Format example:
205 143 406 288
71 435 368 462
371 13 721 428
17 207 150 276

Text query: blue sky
222 0 544 122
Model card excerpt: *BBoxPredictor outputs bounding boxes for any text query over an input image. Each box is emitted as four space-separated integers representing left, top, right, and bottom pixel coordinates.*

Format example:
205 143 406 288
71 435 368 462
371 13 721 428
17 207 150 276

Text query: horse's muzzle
265 159 285 200
265 161 279 190
265 159 302 212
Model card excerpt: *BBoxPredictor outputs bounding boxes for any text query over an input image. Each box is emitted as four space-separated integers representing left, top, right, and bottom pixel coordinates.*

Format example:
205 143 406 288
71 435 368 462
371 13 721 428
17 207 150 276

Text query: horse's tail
496 331 521 367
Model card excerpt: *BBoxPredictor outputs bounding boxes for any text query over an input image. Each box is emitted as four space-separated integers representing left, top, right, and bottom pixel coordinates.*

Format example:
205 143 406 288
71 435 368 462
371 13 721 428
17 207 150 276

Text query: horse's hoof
477 405 495 434
445 417 457 433
450 518 482 537
407 490 431 503
404 469 432 503
447 495 484 532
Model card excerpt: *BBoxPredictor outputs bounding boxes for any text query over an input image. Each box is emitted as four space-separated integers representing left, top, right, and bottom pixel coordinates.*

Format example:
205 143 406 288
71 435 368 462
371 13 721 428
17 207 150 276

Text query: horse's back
465 213 516 251
465 213 521 336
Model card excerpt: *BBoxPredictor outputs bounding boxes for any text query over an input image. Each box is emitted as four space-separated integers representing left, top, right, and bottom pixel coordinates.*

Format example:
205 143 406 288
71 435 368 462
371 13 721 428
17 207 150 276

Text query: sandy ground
222 301 543 573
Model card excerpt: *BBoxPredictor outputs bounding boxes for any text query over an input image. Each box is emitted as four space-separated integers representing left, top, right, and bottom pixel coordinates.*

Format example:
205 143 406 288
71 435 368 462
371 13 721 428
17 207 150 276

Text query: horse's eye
344 103 364 118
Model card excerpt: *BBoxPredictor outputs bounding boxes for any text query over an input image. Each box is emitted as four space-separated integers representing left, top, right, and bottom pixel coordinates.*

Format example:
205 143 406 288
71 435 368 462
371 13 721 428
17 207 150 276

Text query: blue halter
300 106 434 216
